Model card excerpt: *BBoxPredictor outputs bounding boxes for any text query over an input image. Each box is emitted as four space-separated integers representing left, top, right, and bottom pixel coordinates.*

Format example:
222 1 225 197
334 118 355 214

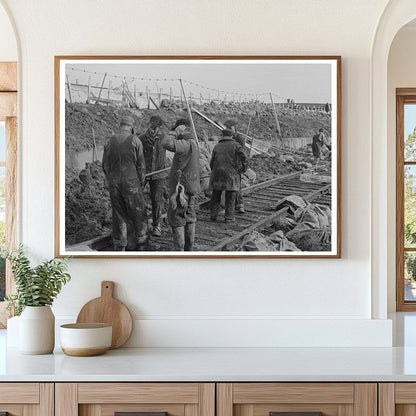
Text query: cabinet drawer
56 383 215 416
218 383 376 416
0 383 53 415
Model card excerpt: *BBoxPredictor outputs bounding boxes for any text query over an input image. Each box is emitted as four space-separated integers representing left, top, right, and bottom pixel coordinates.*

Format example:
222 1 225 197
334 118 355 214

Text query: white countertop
2 345 416 382
2 313 416 382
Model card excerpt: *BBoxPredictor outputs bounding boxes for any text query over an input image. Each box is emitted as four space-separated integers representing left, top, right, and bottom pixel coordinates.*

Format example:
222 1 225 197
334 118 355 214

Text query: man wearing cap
139 115 167 237
162 118 200 251
210 128 247 222
224 119 246 214
102 115 147 251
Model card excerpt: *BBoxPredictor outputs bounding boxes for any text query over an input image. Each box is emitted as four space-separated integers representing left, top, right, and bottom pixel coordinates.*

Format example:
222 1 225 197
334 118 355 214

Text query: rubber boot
184 223 196 251
172 226 185 251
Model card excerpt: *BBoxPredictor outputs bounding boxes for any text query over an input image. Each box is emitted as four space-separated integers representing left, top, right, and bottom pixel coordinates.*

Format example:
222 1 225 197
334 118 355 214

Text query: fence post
108 80 112 103
95 72 107 105
66 74 73 103
270 93 282 139
87 76 91 104
179 79 200 149
121 78 126 107
146 85 150 109
199 93 203 105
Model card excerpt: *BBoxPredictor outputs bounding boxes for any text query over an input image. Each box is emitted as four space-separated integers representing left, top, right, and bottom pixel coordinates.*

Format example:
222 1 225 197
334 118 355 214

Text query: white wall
0 3 16 61
0 0 393 347
387 26 416 312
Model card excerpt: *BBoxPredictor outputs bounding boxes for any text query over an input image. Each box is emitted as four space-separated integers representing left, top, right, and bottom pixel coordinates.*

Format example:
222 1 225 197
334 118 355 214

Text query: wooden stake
91 127 97 162
66 74 73 103
86 76 91 104
146 85 150 109
122 78 125 107
179 79 199 148
270 92 282 138
107 80 112 102
95 72 107 105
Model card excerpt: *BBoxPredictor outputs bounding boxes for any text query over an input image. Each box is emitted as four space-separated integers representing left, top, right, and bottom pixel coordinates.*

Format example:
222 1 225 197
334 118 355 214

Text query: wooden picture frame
55 56 341 258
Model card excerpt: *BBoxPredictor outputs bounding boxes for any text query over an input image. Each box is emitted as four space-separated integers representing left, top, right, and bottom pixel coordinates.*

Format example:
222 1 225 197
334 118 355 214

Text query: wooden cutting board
76 281 133 349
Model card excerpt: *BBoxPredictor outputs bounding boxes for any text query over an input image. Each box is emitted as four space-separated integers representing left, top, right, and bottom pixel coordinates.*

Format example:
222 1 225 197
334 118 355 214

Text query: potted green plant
4 246 71 354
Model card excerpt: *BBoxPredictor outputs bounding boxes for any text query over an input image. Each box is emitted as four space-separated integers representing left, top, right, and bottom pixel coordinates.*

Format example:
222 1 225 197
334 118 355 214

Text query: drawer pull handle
115 412 168 416
270 413 323 416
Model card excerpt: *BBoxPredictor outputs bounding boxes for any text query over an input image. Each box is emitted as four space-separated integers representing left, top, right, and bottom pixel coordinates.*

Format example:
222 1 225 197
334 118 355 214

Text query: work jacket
162 129 200 196
102 134 146 186
138 128 168 180
210 136 247 191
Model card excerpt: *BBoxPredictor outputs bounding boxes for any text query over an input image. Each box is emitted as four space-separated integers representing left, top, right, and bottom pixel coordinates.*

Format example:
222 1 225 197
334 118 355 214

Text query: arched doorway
371 1 416 319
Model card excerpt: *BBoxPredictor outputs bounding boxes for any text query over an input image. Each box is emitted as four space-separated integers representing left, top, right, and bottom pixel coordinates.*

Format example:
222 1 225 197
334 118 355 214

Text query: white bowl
60 323 112 356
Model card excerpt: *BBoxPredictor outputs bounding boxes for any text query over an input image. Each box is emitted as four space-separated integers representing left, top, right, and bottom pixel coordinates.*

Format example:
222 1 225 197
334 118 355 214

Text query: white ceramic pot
19 306 55 354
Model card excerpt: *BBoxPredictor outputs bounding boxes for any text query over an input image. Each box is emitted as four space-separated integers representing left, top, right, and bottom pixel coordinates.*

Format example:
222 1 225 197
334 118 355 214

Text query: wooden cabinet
55 383 215 416
217 383 377 416
0 383 53 416
378 383 416 416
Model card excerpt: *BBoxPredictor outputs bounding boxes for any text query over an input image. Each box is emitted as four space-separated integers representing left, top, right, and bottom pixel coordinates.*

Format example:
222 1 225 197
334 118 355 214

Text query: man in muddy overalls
224 119 246 214
210 127 247 222
139 115 167 237
162 118 200 251
102 115 147 251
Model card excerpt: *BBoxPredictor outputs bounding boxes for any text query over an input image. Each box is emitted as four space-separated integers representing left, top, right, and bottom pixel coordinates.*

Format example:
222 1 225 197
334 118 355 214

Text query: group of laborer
102 114 248 252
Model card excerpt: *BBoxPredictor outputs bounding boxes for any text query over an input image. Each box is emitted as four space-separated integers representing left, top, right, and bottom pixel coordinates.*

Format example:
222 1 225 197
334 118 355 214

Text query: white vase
19 306 55 354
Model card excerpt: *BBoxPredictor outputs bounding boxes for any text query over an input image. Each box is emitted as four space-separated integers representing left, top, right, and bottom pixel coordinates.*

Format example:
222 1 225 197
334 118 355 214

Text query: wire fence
65 68 330 113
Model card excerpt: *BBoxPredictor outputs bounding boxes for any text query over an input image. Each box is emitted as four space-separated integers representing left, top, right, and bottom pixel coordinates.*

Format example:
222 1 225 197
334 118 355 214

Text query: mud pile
65 102 332 246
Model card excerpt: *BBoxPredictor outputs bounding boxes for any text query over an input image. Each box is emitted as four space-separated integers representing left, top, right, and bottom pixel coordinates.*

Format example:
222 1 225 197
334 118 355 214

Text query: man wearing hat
162 118 200 251
210 127 247 222
102 115 147 251
139 115 167 237
224 119 246 214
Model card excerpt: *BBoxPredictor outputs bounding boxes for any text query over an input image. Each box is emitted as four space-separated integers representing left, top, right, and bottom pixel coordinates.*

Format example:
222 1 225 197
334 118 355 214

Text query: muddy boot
184 223 195 251
172 226 185 251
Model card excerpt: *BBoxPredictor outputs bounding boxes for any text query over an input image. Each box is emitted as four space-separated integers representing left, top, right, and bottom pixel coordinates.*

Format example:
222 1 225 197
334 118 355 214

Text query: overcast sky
65 60 334 103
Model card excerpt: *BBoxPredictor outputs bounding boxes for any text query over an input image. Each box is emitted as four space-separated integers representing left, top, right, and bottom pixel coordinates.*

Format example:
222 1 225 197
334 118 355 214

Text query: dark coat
138 128 168 180
210 137 247 191
162 129 201 196
102 134 146 185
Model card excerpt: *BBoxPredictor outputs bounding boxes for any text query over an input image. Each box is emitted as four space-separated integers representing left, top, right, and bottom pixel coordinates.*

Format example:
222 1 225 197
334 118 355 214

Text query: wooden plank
379 383 395 416
55 383 78 416
38 383 54 416
78 383 199 404
217 384 233 416
210 207 289 251
242 172 301 194
396 404 416 416
232 383 354 404
185 404 199 416
0 62 17 91
23 403 39 416
0 92 17 119
0 383 39 404
199 384 215 416
354 383 377 416
395 383 416 403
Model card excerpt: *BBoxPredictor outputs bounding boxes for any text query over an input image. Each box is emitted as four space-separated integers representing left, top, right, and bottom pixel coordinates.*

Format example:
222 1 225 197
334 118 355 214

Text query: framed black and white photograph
55 56 341 258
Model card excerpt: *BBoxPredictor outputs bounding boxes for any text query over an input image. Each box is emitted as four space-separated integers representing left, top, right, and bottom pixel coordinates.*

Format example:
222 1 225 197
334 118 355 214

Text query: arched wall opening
371 0 416 319
0 1 17 61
